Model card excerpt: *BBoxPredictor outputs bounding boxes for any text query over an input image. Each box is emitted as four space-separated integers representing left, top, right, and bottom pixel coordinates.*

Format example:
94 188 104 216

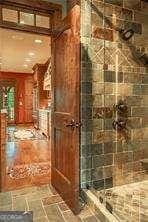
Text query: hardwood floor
2 125 51 191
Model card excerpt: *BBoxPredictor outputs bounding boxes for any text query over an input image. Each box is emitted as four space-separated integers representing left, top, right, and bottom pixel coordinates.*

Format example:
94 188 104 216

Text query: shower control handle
112 119 127 131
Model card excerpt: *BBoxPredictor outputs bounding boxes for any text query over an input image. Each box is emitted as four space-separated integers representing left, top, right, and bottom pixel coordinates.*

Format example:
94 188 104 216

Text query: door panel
51 5 80 214
24 78 33 123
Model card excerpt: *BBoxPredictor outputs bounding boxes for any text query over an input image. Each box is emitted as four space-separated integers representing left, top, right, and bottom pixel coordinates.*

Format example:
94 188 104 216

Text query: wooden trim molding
0 20 52 35
0 0 62 35
0 0 62 13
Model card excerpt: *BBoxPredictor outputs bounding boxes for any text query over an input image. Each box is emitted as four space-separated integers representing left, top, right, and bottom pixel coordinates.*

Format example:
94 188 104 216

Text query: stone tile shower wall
80 0 148 189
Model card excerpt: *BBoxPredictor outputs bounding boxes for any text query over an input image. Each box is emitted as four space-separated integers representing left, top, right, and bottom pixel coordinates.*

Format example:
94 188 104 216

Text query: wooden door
51 6 80 214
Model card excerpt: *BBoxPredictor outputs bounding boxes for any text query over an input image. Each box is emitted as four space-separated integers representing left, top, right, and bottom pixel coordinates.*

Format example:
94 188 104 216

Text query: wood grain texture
51 4 80 215
0 72 34 124
67 0 80 12
33 61 49 109
1 0 62 12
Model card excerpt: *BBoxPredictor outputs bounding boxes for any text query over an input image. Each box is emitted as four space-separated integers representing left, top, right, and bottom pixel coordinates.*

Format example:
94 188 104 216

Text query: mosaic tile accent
7 162 50 179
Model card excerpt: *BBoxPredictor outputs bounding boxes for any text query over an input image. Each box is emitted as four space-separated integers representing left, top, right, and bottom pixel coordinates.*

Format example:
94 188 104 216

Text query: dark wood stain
1 0 62 13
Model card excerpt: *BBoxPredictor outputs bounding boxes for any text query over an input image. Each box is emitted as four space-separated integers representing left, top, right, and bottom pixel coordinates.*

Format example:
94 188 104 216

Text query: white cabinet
38 109 51 138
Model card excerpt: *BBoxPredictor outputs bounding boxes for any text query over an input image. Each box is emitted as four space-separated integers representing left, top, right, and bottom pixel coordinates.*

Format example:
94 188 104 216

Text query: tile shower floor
99 180 148 222
0 184 101 222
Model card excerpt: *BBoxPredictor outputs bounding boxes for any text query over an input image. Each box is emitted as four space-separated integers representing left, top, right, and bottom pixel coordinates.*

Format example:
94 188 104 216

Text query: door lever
66 119 76 130
66 119 82 130
75 122 82 128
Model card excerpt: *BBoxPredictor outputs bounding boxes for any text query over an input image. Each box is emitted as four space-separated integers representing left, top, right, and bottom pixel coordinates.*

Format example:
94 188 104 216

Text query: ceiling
0 28 51 73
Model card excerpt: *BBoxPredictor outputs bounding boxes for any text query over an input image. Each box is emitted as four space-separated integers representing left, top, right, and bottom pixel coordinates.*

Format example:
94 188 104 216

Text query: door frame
0 1 81 213
0 0 62 35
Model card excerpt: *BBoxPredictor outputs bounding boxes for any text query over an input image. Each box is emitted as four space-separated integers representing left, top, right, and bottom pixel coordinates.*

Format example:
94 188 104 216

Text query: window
36 15 50 28
20 12 34 26
2 8 18 23
1 6 51 34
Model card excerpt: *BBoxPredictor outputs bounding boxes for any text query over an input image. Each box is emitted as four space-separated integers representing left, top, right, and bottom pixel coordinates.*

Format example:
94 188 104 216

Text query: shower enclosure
80 0 148 221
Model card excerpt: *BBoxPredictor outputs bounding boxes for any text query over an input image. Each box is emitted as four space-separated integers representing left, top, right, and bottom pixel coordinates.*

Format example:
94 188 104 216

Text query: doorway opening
0 27 52 191
0 82 15 123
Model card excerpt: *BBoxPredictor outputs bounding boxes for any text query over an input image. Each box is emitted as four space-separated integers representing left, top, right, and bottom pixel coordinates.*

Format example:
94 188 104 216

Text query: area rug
14 129 35 140
7 127 46 142
7 162 50 179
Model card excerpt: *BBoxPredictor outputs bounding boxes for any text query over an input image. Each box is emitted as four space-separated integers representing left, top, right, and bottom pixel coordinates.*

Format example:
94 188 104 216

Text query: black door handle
75 122 82 128
66 119 76 130
66 119 82 130
112 119 127 131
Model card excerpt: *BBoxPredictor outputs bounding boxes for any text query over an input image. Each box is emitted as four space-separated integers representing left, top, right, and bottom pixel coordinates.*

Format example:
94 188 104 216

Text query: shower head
119 29 135 41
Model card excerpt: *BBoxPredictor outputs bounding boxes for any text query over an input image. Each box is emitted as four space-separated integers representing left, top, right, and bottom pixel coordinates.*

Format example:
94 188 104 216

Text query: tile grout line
10 191 14 210
2 188 103 222
89 207 101 222
41 198 50 222
25 196 29 212
56 203 67 222
42 200 65 208
47 184 53 195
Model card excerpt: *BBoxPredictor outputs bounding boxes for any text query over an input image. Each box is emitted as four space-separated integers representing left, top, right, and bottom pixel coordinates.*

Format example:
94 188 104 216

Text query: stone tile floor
0 184 100 222
99 180 148 222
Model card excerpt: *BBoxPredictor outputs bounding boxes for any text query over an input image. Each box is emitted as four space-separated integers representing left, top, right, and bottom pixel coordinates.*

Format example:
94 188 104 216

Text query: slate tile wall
80 0 148 189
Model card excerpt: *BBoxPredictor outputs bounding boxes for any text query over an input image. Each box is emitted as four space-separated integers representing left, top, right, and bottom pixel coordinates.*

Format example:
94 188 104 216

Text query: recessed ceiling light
29 52 35 56
35 39 42 43
25 58 31 62
12 35 24 40
24 64 28 67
